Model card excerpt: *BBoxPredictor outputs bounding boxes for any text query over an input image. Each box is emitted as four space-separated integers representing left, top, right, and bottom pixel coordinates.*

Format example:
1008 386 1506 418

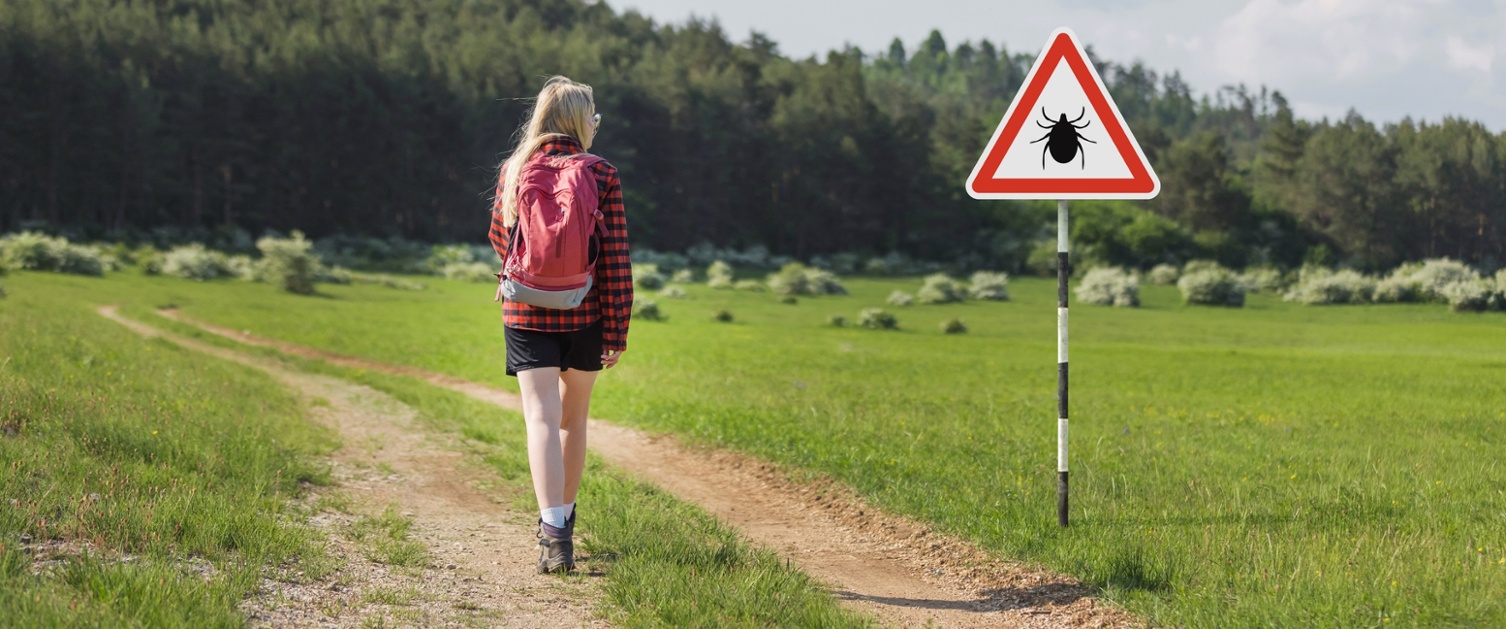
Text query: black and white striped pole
1056 199 1070 527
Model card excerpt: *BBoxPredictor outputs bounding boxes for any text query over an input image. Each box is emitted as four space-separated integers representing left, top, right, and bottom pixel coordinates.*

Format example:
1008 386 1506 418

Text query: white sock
564 502 575 521
541 505 569 528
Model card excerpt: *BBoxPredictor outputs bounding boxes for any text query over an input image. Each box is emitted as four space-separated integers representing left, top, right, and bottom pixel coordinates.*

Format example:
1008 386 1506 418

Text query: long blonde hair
496 76 597 228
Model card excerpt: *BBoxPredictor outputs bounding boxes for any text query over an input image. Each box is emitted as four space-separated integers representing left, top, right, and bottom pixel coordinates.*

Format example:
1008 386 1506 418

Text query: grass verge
0 276 336 628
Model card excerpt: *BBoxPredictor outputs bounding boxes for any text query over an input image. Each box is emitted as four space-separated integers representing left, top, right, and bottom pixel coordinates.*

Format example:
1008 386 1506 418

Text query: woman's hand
601 348 626 369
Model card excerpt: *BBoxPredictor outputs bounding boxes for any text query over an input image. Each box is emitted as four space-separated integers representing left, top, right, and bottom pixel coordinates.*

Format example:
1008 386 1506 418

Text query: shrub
256 231 323 294
1178 266 1245 307
1146 263 1180 285
1412 258 1478 301
768 262 812 296
634 263 667 290
858 308 897 330
57 244 105 277
940 317 968 334
1373 273 1422 303
1075 267 1140 307
0 284 6 298
779 295 798 305
1238 266 1286 293
133 245 164 275
0 231 64 270
967 271 1011 301
706 260 734 288
1283 269 1376 305
804 268 848 295
886 290 915 307
827 315 846 327
1496 269 1506 292
810 252 861 275
162 243 232 280
0 232 104 276
440 262 495 283
632 300 665 321
916 273 966 304
659 286 687 299
713 310 734 323
670 269 695 284
732 279 765 292
633 249 690 272
225 255 263 282
318 265 353 285
1442 279 1494 312
425 244 476 272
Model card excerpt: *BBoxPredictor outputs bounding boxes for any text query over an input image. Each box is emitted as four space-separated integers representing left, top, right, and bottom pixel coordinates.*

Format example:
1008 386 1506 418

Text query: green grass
3 271 874 628
83 268 1506 628
0 275 337 628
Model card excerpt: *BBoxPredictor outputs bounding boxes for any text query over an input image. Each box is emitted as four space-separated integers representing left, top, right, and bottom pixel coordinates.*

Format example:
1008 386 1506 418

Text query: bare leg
559 369 599 504
518 367 565 513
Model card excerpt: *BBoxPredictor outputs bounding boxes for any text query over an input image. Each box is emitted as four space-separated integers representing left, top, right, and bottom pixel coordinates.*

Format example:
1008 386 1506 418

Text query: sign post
966 28 1159 527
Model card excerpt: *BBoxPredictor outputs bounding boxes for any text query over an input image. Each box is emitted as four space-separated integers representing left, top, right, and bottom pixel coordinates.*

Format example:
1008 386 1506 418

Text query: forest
1 0 1503 272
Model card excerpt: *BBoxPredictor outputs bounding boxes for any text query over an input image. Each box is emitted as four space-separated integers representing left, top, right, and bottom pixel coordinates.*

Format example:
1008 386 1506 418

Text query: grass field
40 267 1504 628
1 272 873 628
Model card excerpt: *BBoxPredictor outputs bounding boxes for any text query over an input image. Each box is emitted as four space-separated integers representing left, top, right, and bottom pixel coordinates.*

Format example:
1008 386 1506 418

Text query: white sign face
966 28 1159 200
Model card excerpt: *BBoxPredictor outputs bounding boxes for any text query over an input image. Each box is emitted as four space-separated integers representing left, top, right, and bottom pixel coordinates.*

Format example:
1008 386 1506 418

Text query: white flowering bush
318 265 353 285
886 290 915 307
706 260 734 288
57 244 105 277
1146 263 1180 285
1178 265 1245 307
632 300 665 321
659 286 687 299
0 231 64 270
1411 258 1478 301
0 232 104 276
733 279 765 292
858 308 897 330
1075 267 1140 307
1284 269 1376 305
939 317 968 334
634 263 667 290
1238 266 1286 293
1442 279 1495 312
967 271 1011 301
768 262 847 296
256 231 323 294
162 244 233 280
916 273 966 304
670 268 695 284
804 268 848 295
440 262 495 283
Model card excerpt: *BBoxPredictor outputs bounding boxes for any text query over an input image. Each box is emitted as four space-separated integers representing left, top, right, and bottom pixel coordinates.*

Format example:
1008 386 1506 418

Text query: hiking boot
536 520 574 574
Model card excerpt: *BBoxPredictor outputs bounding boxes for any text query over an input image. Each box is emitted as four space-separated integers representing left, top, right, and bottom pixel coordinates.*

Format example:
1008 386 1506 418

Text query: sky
610 0 1506 132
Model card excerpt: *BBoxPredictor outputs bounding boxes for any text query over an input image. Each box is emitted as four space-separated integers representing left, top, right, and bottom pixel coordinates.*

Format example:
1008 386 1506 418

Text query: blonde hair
495 76 597 228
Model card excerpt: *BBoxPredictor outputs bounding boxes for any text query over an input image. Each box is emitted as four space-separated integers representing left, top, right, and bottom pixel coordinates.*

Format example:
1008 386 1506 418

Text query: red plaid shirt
489 137 633 352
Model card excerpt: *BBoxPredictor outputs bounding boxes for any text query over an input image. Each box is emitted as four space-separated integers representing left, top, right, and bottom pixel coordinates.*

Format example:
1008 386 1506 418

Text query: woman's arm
595 165 633 352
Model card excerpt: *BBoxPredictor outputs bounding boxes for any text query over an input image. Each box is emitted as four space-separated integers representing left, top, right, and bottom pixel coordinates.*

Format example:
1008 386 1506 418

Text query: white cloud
1213 0 1426 84
1445 35 1494 76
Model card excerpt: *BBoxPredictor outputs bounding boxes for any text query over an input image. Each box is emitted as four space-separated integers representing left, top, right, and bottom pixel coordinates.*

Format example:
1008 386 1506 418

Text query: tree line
1 0 1502 272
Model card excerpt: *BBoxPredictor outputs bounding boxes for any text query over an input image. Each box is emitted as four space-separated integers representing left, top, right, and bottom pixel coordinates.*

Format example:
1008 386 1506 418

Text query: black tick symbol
1029 107 1097 169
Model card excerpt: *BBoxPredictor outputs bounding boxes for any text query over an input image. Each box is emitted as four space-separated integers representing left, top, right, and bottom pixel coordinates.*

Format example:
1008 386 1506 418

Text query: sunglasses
592 113 601 127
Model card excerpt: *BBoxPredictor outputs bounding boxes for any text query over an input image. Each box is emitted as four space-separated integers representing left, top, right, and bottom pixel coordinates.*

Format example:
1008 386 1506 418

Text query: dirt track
111 306 1138 629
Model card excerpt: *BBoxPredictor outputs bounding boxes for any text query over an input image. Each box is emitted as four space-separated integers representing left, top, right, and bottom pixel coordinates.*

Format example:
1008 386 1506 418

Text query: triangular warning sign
967 28 1159 200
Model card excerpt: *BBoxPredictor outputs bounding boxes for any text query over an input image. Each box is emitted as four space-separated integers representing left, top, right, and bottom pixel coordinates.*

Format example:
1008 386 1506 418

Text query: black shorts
504 320 605 376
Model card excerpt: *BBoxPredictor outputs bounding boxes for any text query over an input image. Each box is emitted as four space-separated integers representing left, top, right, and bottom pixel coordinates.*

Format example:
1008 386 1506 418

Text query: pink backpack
497 153 605 309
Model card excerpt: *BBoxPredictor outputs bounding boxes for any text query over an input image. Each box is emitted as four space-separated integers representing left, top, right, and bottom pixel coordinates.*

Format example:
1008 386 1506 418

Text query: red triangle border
967 30 1159 199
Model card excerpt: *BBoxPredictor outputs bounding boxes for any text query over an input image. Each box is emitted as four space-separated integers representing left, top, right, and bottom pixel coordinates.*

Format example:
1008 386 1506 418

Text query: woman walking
489 76 632 574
